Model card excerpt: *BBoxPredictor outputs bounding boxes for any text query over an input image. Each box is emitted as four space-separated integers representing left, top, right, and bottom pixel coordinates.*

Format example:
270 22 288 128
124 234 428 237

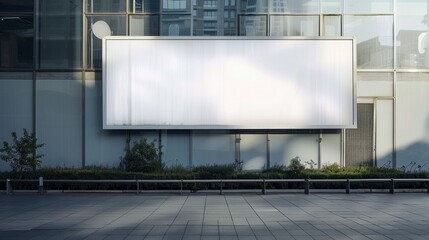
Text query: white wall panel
103 37 355 129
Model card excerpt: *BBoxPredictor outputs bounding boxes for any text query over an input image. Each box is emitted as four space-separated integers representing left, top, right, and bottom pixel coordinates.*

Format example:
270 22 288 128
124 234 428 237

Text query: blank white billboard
103 37 355 129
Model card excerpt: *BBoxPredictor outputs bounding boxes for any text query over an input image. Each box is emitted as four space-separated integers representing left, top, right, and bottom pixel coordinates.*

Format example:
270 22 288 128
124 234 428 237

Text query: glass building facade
1 0 428 171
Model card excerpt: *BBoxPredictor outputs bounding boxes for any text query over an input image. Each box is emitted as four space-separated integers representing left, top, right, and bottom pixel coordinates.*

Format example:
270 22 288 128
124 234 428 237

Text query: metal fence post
262 179 266 195
304 179 309 194
6 179 12 195
136 179 139 195
39 177 44 194
346 179 350 194
389 179 395 194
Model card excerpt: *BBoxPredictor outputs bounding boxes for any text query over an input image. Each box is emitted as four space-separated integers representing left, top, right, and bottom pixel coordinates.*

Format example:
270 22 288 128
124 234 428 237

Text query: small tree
287 156 305 176
0 129 44 178
120 138 164 172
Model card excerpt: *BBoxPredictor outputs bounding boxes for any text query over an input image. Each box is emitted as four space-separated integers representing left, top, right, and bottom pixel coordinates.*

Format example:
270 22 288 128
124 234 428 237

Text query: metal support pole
262 179 266 195
389 179 395 194
304 179 309 194
346 179 350 194
220 180 223 195
39 177 44 194
6 179 11 195
136 179 139 195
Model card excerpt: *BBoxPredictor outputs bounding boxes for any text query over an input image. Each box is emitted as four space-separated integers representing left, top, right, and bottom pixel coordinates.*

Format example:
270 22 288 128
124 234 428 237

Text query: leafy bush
120 138 164 173
287 156 305 175
0 129 44 178
321 163 341 173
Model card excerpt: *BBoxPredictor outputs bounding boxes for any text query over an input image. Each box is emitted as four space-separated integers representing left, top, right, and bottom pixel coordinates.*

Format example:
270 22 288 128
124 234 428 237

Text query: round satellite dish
92 20 111 39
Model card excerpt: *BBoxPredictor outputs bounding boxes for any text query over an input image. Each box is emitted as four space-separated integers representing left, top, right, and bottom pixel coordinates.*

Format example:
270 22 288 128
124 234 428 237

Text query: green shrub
287 156 305 176
120 138 164 173
0 129 45 178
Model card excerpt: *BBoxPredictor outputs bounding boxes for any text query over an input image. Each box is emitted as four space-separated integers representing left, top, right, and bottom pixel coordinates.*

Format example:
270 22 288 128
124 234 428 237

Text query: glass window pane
0 0 33 13
129 15 159 36
129 0 160 13
240 134 267 171
0 16 33 68
270 0 319 13
87 0 126 13
344 16 393 69
344 0 393 14
0 73 33 156
192 131 235 166
323 15 341 36
396 0 429 69
239 15 266 36
39 0 82 69
161 15 191 36
162 0 191 12
161 131 190 168
84 72 127 167
322 0 342 14
357 72 393 97
270 134 318 168
239 0 268 13
87 16 126 69
36 72 82 167
270 16 319 36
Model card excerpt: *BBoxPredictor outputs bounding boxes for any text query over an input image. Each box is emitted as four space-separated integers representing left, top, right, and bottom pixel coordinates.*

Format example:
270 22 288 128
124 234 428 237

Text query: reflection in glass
86 0 125 13
239 0 268 13
270 16 319 36
0 16 33 68
269 0 319 13
323 15 341 36
130 15 159 36
129 0 160 13
39 0 82 69
87 16 126 69
344 16 393 69
161 15 191 35
344 0 393 14
322 0 342 13
193 0 236 36
239 15 266 36
162 0 190 12
396 0 429 69
0 0 33 13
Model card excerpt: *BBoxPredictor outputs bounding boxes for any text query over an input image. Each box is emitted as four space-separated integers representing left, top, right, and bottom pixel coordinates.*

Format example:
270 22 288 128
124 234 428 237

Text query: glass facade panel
129 15 159 36
162 0 190 12
320 133 341 167
345 0 393 14
322 0 342 14
270 15 319 36
376 99 393 168
269 0 319 13
0 15 33 68
357 72 393 97
87 15 126 68
0 0 33 13
161 131 190 167
161 14 191 35
323 15 341 36
86 0 126 13
129 0 160 13
36 72 82 167
240 134 267 171
39 0 82 69
239 15 266 36
270 134 319 168
84 73 126 167
396 73 429 169
192 131 235 166
239 0 268 13
0 73 33 152
396 0 429 69
344 16 393 69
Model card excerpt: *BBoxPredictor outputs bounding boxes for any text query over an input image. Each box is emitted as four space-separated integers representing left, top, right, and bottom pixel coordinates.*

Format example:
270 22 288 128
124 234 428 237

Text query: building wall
0 0 428 172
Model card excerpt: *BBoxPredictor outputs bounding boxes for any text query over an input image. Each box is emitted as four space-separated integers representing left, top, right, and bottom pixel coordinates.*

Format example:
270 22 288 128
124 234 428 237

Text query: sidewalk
1 193 429 240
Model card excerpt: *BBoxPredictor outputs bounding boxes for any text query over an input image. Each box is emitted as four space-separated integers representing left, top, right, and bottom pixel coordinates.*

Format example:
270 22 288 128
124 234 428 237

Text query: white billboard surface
103 37 355 129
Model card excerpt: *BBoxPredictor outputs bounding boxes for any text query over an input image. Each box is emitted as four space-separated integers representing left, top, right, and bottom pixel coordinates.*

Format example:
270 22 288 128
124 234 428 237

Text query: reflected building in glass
1 0 429 171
